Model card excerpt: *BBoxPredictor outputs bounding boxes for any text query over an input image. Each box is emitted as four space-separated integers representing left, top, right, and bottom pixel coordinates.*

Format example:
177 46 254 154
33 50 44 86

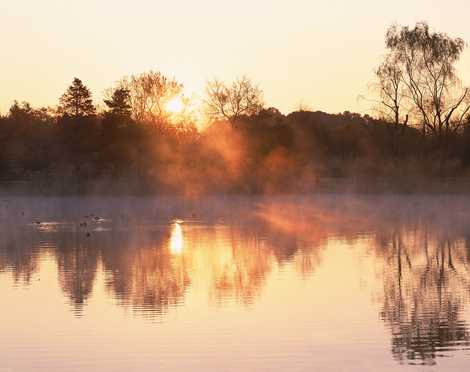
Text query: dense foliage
1 99 470 194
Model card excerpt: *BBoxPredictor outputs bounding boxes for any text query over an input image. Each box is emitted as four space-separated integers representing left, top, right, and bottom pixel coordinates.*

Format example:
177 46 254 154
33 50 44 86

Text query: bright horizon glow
1 0 470 115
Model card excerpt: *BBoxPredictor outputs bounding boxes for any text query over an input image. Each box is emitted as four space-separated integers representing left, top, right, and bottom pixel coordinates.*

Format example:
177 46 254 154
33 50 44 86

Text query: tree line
1 22 470 194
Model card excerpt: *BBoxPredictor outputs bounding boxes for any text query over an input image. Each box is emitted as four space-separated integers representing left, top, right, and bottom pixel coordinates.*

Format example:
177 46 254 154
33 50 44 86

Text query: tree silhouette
9 101 34 122
204 76 264 122
59 78 96 118
2 22 470 192
104 88 132 117
384 22 469 140
115 71 183 125
375 54 409 156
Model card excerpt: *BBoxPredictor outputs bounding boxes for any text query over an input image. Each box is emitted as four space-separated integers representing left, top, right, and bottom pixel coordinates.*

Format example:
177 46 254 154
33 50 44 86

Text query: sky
1 0 470 115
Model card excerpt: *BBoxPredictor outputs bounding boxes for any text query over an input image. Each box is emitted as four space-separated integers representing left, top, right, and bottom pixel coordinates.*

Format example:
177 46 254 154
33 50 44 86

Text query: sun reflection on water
169 222 184 255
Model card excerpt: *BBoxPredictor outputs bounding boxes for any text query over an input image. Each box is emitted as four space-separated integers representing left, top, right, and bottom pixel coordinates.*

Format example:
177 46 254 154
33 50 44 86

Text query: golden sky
1 0 470 115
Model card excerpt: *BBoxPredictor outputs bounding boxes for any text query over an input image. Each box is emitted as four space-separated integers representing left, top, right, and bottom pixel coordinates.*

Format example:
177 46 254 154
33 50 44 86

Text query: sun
166 96 184 114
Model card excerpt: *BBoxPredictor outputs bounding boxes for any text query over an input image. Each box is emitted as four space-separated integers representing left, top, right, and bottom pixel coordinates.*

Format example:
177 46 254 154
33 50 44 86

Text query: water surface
1 195 470 371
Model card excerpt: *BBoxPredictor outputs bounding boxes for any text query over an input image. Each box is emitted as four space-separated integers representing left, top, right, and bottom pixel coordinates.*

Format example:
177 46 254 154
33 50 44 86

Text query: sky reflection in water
1 196 470 371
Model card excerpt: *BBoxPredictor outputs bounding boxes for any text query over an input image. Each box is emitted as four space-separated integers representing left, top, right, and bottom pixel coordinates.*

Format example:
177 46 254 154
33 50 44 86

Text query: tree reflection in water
0 202 328 316
375 228 470 365
0 228 42 285
57 237 99 316
100 226 191 318
1 196 470 365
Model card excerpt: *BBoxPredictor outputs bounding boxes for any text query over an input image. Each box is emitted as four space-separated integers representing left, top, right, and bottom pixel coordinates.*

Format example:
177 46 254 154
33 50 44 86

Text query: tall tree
116 71 182 124
384 22 469 140
203 76 264 122
59 78 96 118
375 54 409 155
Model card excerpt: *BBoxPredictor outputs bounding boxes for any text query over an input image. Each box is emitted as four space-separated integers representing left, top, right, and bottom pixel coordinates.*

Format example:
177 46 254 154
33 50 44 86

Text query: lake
1 195 470 371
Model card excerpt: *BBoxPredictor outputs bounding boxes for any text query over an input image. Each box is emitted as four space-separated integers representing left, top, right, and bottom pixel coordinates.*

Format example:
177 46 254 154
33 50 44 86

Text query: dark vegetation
2 22 470 194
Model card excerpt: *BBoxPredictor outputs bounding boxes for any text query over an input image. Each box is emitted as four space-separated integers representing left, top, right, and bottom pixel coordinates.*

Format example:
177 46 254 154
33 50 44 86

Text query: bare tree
203 76 264 122
384 22 470 141
376 54 409 155
114 71 183 125
296 100 312 112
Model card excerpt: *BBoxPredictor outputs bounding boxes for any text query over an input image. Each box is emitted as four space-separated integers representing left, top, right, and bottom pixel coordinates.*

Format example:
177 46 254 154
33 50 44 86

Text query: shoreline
1 176 470 196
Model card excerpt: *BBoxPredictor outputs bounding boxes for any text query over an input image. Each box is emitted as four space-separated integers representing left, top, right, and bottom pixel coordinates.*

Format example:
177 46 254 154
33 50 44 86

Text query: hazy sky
1 0 470 115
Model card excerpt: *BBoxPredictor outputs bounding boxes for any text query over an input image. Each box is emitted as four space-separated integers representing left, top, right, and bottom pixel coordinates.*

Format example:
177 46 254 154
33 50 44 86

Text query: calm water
1 195 470 371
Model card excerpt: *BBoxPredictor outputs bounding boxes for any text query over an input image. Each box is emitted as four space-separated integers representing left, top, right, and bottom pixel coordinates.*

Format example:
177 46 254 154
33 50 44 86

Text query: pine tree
59 78 96 118
104 88 132 117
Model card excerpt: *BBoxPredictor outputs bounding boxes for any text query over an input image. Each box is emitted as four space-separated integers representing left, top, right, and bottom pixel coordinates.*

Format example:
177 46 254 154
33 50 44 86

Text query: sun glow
166 96 184 114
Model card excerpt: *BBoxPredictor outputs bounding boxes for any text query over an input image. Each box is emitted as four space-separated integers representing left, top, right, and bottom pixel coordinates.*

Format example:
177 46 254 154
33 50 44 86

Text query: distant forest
2 22 470 194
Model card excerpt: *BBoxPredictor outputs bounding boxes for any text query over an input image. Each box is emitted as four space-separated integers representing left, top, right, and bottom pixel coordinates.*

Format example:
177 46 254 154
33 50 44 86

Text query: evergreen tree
104 88 132 117
59 78 96 118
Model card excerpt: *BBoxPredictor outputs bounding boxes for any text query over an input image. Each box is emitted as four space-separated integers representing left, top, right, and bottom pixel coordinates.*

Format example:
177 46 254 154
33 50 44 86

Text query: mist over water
1 195 470 371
